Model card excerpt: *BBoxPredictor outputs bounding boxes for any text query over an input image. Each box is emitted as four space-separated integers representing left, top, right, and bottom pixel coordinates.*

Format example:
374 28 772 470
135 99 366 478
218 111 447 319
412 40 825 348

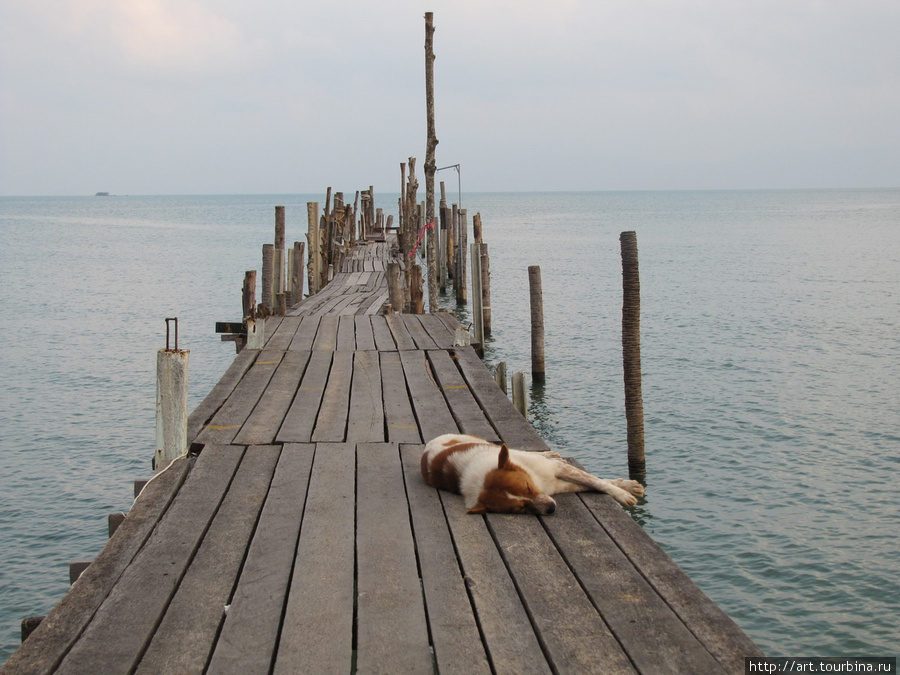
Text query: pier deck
3 238 762 674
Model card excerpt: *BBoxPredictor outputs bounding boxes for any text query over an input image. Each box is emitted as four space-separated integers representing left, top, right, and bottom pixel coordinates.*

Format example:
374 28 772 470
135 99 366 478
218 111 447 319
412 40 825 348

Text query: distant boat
95 191 110 197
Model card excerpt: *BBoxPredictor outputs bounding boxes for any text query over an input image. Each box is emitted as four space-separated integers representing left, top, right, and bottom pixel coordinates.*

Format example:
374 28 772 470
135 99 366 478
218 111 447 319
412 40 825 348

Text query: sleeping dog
421 433 645 515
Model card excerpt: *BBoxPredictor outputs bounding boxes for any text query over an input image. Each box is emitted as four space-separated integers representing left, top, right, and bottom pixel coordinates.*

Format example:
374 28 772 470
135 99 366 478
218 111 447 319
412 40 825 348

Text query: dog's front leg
553 462 644 507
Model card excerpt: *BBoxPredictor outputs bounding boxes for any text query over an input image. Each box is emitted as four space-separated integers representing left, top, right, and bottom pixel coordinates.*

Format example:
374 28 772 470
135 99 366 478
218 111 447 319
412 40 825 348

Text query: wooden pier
2 234 762 674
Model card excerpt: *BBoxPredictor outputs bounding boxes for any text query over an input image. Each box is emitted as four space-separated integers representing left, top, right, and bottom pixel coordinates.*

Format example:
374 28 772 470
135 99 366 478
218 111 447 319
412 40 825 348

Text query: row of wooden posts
237 169 494 333
229 189 645 481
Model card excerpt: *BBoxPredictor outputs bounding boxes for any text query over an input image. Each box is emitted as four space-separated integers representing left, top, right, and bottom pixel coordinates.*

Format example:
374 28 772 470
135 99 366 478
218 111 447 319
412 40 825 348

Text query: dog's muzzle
526 495 557 515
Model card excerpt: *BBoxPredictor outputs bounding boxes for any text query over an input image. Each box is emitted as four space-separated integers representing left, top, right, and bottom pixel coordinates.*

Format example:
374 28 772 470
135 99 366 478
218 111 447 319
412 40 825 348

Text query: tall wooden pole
528 266 545 384
424 12 439 313
620 231 646 480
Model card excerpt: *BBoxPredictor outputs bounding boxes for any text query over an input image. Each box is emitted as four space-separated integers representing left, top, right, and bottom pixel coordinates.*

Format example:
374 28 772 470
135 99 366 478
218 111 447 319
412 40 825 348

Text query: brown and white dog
421 433 645 515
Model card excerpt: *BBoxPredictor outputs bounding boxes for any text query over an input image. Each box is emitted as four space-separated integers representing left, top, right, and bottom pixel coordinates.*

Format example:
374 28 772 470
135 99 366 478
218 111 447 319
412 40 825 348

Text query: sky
1 0 899 195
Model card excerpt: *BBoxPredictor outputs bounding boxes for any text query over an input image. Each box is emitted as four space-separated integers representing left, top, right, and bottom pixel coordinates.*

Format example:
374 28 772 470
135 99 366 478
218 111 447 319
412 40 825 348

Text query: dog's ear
467 504 489 514
497 443 511 469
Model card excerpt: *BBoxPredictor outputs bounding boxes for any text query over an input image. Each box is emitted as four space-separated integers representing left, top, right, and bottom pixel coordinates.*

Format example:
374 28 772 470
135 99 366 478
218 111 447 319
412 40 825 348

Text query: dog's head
467 444 557 515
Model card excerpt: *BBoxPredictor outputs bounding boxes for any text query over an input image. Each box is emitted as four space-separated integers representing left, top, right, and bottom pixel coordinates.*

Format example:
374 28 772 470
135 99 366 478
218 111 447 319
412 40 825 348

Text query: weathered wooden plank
486 512 636 674
312 314 339 350
135 445 282 674
336 314 356 351
403 314 439 350
233 350 310 445
359 289 389 315
187 348 259 445
441 492 552 674
398 349 459 442
193 351 284 446
205 444 315 675
54 446 245 674
354 315 377 350
287 315 320 351
542 495 726 674
346 350 384 442
274 444 355 675
355 443 432 673
453 346 549 451
427 349 499 442
311 350 352 441
380 353 421 443
275 350 332 443
370 315 396 351
0 458 191 675
385 312 417 350
399 445 491 675
260 316 284 347
417 313 457 349
580 493 765 673
264 315 302 351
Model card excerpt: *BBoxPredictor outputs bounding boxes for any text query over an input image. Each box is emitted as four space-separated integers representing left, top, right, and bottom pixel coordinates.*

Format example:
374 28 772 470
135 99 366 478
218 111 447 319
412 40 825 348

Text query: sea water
1 190 897 662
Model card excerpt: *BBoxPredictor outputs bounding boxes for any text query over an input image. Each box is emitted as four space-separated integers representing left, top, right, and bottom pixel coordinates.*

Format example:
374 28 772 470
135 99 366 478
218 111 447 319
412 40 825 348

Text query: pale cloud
1 0 899 194
6 0 267 76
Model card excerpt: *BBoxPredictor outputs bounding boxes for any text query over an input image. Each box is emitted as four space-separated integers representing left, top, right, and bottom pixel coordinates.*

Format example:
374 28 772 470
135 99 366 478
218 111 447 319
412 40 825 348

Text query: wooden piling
480 242 492 335
512 372 527 419
388 262 404 313
620 231 646 480
404 158 419 258
21 617 43 643
155 333 189 470
261 244 275 312
307 202 321 295
494 361 507 395
424 11 439 314
528 265 546 383
242 271 256 322
274 206 286 302
291 242 305 305
409 264 424 314
471 242 484 353
456 208 467 304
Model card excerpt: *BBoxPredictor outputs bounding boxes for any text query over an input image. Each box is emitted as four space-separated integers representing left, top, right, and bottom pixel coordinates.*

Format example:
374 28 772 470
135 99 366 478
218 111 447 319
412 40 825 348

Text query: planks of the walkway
2 239 762 675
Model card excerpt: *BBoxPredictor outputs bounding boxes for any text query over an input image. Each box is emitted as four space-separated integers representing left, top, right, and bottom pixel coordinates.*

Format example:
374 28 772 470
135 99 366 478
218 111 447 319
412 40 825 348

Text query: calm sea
1 190 897 662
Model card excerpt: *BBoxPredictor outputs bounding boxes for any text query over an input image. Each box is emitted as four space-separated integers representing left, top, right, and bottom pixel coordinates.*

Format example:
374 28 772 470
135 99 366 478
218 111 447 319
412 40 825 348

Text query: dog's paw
610 487 638 507
610 479 645 498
